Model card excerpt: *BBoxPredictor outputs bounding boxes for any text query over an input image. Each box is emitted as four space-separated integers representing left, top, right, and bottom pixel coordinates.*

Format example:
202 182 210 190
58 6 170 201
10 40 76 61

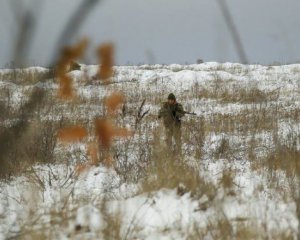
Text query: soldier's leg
165 127 173 148
174 125 182 155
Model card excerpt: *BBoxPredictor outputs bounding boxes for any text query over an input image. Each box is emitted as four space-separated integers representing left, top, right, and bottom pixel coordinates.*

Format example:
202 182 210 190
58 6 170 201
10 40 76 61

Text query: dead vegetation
1 60 300 238
193 78 279 104
0 68 54 85
0 0 298 237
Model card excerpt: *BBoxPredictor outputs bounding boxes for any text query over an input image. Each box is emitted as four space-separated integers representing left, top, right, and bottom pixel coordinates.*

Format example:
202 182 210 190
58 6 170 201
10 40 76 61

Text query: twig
135 99 150 129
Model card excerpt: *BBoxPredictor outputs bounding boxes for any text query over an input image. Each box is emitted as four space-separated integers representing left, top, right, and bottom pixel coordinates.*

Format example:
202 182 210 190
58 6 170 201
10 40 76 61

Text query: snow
76 205 104 232
0 62 300 239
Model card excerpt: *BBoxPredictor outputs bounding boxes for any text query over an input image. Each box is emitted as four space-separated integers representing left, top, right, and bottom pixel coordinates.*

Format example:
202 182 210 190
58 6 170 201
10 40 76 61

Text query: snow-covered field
0 62 300 239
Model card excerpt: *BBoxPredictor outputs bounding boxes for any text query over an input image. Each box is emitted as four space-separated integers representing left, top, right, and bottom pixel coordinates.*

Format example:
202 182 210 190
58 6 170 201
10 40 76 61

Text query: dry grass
0 68 54 85
0 120 59 178
140 128 217 200
1 63 300 238
182 116 206 159
193 79 279 104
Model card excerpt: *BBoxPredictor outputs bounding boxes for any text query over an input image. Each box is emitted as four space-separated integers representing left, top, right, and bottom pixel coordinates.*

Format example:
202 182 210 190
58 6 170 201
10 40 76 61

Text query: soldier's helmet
167 93 176 101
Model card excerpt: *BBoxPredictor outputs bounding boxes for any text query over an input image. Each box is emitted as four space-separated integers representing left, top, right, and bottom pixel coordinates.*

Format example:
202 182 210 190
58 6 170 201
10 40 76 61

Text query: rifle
183 111 197 116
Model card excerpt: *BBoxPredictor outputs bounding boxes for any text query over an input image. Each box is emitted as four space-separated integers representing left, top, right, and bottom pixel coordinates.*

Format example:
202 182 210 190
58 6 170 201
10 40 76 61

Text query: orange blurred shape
56 59 69 75
58 75 74 99
97 43 114 81
105 91 124 113
57 126 88 143
75 163 90 175
103 156 113 167
56 38 89 100
87 141 99 165
114 127 132 138
74 38 89 59
61 38 89 61
95 118 114 148
95 118 132 148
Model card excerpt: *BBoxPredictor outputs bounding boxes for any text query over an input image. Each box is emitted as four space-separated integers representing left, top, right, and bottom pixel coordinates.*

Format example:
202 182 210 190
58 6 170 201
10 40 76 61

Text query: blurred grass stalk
0 0 100 178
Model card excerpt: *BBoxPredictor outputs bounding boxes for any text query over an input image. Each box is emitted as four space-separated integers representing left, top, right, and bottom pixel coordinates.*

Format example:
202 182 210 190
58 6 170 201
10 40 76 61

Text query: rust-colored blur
56 38 89 99
56 40 131 170
57 126 88 143
87 141 98 165
58 75 73 99
75 163 90 175
113 127 132 138
95 118 114 148
95 118 131 149
105 91 124 114
97 43 114 81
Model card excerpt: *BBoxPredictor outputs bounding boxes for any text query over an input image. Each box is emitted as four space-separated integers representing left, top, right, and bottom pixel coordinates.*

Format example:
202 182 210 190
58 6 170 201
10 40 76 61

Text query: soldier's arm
158 103 168 118
175 104 185 118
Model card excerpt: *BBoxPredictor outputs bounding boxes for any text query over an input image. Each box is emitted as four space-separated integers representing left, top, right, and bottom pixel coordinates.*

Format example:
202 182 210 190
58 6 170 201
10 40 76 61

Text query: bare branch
215 0 248 64
135 99 150 129
11 0 44 67
50 0 100 65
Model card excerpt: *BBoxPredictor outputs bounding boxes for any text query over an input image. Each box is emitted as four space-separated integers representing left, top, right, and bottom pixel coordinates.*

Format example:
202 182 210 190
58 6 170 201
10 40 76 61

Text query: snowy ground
0 62 300 239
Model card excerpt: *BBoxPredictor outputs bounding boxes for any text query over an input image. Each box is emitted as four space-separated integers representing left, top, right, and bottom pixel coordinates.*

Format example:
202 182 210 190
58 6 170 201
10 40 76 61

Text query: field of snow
0 62 300 239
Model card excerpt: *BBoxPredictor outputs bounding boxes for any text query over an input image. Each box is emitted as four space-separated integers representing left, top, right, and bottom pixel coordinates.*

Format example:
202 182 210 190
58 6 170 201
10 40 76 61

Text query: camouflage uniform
158 99 185 151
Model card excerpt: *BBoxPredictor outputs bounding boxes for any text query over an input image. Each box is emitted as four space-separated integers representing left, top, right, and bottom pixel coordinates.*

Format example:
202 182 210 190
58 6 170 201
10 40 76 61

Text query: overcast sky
1 0 300 67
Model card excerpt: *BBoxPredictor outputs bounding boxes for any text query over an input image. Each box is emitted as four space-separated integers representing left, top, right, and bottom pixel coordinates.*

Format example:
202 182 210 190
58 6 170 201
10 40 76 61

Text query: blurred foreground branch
51 0 100 65
216 0 248 64
0 88 45 178
10 0 43 67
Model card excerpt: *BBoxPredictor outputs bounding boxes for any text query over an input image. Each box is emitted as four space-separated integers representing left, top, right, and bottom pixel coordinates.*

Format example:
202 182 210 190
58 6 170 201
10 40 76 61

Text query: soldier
158 93 185 153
